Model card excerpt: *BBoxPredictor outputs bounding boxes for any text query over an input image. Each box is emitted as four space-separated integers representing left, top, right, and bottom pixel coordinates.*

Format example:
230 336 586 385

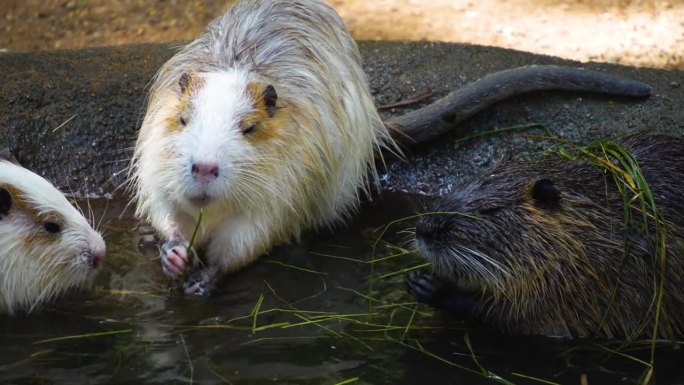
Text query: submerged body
132 0 652 295
0 152 105 314
408 134 684 338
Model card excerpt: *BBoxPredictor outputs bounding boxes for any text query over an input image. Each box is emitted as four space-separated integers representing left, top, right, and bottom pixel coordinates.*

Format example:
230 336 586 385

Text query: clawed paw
183 274 210 297
406 270 444 305
160 240 188 278
406 270 478 315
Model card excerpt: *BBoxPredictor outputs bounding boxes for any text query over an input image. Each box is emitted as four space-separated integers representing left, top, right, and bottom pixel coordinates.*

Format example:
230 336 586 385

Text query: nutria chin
130 0 652 296
408 133 684 339
0 150 106 315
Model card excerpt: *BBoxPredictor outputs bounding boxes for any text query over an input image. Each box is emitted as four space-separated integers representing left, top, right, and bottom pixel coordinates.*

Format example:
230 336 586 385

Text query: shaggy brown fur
408 133 684 338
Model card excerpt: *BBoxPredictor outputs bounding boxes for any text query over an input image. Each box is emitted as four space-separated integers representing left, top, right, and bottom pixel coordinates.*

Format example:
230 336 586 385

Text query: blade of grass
34 329 132 344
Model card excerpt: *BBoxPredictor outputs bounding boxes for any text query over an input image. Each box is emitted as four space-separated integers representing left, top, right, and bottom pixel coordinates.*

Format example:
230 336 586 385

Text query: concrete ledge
1 42 682 197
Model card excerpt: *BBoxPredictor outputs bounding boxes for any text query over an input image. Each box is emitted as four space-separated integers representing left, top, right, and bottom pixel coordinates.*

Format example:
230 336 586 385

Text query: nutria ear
179 73 192 94
263 85 277 117
531 178 560 210
0 187 12 217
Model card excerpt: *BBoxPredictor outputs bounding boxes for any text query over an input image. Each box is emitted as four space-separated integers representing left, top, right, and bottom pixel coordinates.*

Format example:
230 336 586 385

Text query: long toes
161 245 188 278
162 263 181 278
406 270 439 292
183 277 210 297
406 270 443 303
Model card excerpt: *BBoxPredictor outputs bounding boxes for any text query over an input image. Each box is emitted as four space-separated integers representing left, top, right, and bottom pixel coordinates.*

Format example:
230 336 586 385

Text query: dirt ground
1 0 682 70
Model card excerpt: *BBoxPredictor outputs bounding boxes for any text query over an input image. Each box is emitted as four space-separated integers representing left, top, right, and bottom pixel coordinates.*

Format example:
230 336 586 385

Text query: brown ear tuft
179 73 192 94
263 85 277 117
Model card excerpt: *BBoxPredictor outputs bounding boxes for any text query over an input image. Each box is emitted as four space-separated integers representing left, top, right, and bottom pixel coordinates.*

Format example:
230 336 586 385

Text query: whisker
96 198 111 233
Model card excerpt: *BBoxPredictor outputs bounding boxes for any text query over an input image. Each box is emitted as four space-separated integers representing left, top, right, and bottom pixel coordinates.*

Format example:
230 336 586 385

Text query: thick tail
384 65 652 145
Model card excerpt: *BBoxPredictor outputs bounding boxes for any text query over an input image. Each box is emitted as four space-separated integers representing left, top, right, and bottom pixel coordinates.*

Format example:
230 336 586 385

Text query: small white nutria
131 0 651 295
0 151 106 314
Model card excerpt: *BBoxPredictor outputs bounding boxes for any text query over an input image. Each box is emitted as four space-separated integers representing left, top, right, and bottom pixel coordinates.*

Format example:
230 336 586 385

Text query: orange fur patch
244 82 285 144
164 74 205 135
164 108 185 135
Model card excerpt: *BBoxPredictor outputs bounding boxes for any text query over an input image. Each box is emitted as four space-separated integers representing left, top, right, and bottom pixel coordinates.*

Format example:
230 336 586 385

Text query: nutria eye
43 221 61 234
180 116 187 126
243 124 256 135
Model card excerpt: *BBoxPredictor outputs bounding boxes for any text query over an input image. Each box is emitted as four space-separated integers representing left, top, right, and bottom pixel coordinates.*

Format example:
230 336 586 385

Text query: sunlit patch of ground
1 0 681 69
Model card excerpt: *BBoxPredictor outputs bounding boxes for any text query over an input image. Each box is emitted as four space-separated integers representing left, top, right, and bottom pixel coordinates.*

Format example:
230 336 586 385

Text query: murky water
0 193 682 384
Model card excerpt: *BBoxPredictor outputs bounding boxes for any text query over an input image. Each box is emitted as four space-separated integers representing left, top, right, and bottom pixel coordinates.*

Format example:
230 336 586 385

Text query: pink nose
192 162 219 183
92 249 105 268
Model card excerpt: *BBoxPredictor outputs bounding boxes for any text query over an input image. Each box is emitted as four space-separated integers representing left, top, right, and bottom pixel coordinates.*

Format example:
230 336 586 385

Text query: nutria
130 0 651 296
408 133 684 338
0 150 106 314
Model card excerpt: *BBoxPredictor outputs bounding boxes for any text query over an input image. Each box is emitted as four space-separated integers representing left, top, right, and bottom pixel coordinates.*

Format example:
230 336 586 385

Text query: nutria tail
384 65 652 145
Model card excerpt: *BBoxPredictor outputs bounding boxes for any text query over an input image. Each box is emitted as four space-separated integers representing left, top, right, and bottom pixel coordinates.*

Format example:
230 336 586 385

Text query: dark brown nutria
407 133 684 339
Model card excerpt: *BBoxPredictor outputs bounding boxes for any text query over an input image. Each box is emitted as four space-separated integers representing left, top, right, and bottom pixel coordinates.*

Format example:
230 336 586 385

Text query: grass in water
200 207 528 384
57 129 672 384
33 329 133 345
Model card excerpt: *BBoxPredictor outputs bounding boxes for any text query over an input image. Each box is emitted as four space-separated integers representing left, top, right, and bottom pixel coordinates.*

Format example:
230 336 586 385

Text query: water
0 194 682 385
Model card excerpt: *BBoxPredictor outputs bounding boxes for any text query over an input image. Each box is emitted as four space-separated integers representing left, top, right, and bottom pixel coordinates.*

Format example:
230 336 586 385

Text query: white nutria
0 151 106 314
131 0 651 295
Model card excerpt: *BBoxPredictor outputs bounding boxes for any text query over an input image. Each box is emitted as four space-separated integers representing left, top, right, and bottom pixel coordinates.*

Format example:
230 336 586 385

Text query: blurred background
1 0 682 69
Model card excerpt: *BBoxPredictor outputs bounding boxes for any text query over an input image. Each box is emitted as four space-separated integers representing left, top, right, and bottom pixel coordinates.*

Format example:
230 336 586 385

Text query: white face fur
137 69 266 220
0 160 106 314
175 70 256 207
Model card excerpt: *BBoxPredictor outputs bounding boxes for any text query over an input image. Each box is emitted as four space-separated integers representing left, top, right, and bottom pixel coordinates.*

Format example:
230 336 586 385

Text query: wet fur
132 0 652 294
0 158 105 314
411 134 684 338
132 0 391 291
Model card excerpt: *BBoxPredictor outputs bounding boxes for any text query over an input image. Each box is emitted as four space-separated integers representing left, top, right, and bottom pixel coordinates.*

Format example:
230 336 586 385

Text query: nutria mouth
187 193 213 207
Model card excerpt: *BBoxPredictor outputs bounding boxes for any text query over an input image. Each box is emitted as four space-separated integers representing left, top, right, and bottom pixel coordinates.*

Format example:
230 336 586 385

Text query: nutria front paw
160 239 188 278
406 270 445 305
183 267 219 297
183 277 209 297
406 270 478 315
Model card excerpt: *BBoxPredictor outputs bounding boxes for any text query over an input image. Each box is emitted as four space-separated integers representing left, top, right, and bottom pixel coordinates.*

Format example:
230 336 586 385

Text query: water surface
0 194 682 385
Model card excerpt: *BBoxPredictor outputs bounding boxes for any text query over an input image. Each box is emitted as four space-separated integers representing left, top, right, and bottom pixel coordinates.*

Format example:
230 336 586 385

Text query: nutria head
414 134 684 337
416 158 620 292
0 159 106 314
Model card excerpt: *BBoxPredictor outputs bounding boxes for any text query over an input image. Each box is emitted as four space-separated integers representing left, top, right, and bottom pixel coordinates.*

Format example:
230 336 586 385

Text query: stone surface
0 41 682 197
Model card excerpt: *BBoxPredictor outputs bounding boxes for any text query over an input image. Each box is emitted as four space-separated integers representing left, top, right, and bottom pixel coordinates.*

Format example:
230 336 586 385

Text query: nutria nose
92 249 105 268
192 162 219 183
415 221 433 241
